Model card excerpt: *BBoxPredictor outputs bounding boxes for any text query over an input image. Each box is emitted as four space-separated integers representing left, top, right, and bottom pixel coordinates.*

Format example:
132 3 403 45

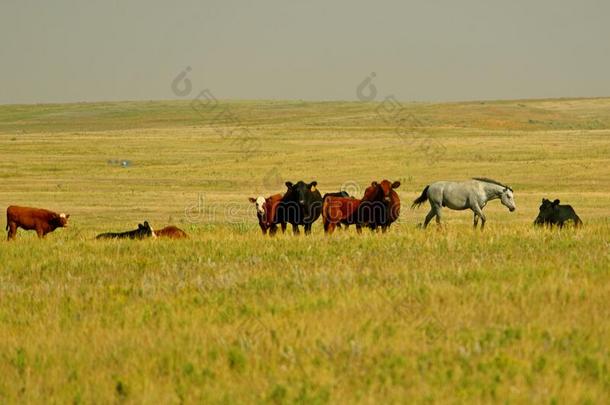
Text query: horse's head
500 187 516 212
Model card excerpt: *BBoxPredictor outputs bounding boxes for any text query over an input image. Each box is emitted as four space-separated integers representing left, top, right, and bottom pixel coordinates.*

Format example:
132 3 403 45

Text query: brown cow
378 179 401 232
249 194 286 235
322 196 362 234
322 183 379 234
155 225 188 239
322 180 400 234
6 205 70 240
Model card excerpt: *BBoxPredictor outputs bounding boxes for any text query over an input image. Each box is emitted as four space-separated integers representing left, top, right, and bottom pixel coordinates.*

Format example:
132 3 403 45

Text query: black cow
534 198 582 228
96 221 156 239
323 191 350 200
275 181 323 235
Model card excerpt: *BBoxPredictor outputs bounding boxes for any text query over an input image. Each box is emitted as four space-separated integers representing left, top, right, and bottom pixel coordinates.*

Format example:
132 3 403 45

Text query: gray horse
411 178 516 229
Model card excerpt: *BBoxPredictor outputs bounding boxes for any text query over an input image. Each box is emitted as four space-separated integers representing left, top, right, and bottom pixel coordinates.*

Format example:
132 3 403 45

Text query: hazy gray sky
2 0 609 104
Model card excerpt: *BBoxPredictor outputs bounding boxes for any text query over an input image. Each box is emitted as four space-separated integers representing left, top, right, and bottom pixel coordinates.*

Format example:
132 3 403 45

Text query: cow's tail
322 196 330 220
322 196 332 232
411 185 430 209
574 214 583 227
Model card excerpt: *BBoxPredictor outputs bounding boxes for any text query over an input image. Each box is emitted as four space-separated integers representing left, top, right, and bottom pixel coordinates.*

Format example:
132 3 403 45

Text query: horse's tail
411 185 429 209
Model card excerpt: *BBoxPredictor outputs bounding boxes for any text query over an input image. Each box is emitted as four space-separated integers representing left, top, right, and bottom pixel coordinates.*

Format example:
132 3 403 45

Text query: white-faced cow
6 205 70 240
249 194 286 235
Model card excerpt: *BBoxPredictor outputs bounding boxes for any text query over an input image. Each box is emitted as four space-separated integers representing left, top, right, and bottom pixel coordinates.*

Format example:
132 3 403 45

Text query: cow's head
378 180 400 203
138 221 156 238
286 181 317 206
362 181 380 201
54 213 70 228
500 187 516 212
248 196 266 216
534 198 559 225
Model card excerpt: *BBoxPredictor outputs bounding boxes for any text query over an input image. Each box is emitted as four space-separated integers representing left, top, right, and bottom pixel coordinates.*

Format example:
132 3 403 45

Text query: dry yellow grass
0 98 608 403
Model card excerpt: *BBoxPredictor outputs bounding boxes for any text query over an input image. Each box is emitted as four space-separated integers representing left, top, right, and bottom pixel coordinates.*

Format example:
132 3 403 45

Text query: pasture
0 98 609 403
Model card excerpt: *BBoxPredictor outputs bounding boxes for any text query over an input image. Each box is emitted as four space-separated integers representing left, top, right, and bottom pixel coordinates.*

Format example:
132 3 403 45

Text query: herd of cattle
5 206 187 240
248 178 581 236
4 178 582 241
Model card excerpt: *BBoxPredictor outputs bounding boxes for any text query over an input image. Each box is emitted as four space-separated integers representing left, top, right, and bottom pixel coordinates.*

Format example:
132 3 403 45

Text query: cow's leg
281 222 287 233
7 222 17 240
356 224 362 234
36 227 45 238
473 212 479 228
292 224 300 235
269 225 277 236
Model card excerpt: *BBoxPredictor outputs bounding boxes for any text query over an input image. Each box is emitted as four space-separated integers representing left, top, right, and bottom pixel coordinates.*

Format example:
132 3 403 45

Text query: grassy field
0 98 608 403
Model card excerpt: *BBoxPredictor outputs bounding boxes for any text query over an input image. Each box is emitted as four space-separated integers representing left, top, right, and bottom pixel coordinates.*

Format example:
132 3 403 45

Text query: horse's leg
423 208 436 228
473 212 479 228
435 206 443 227
472 205 486 230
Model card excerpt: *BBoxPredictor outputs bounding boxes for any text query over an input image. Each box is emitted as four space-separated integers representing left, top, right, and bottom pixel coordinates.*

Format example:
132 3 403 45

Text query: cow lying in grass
534 198 582 228
6 205 70 240
155 225 188 239
96 221 156 239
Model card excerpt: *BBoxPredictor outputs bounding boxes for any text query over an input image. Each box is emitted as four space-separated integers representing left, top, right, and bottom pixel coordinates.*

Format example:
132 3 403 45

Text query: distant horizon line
2 94 610 108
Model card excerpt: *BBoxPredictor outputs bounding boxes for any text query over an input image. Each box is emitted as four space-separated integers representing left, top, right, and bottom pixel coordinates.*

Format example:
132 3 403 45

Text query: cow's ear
542 198 547 203
308 181 317 189
285 181 293 189
66 214 70 219
371 181 378 187
391 181 401 189
248 197 257 203
553 199 560 205
138 224 144 229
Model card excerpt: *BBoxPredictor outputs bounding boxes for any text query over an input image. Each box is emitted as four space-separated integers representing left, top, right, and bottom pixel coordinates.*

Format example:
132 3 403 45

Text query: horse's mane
472 177 512 191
